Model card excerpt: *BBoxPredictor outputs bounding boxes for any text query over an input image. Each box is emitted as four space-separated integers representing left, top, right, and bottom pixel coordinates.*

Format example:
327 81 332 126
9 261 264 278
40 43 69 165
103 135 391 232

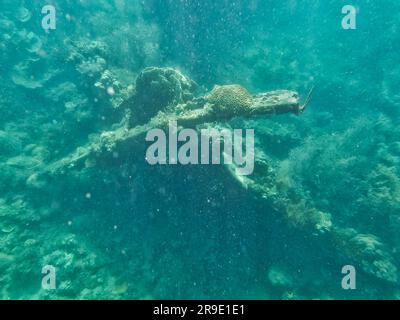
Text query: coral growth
207 85 253 117
128 67 197 123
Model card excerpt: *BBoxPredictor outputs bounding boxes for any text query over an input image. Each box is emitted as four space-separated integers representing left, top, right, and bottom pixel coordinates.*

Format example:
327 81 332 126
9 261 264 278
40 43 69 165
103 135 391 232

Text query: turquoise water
0 0 399 299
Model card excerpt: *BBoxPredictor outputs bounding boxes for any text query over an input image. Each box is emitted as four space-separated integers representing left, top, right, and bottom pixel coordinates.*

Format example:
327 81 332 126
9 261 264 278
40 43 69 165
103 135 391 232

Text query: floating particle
107 86 116 96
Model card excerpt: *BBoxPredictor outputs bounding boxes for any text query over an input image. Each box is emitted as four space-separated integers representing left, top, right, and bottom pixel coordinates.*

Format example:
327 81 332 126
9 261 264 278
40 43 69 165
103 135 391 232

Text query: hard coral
207 84 253 117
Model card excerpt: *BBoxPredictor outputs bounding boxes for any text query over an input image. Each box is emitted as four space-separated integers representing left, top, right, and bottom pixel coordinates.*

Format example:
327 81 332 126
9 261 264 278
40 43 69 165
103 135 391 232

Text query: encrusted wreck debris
35 67 397 285
41 67 303 176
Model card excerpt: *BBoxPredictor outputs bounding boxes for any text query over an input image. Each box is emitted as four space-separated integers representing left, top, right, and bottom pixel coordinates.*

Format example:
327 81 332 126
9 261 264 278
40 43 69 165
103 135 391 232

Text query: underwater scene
0 0 399 300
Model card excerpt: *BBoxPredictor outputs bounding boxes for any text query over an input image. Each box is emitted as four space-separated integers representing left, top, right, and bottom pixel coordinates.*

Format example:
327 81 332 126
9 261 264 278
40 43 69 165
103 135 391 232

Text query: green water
0 0 399 299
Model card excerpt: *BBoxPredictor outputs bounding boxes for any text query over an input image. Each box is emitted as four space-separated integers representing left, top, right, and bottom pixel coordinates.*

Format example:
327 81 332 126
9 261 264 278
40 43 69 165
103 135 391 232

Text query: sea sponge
207 85 253 117
130 67 197 123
